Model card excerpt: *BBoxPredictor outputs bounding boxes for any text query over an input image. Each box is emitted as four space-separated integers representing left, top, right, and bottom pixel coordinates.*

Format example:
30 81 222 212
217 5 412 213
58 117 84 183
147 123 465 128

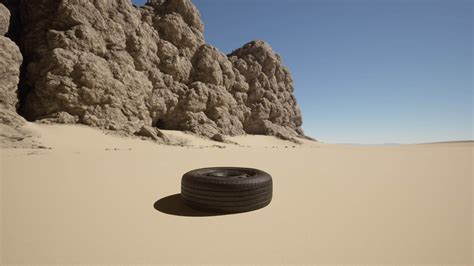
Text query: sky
133 0 473 144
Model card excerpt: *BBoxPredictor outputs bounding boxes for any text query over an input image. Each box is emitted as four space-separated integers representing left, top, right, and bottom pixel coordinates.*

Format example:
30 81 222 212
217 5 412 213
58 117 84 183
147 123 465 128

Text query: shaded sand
1 124 472 264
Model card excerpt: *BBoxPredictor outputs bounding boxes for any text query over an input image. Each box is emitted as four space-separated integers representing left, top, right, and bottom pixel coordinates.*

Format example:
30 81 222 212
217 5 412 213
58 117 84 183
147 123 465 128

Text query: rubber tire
181 167 272 213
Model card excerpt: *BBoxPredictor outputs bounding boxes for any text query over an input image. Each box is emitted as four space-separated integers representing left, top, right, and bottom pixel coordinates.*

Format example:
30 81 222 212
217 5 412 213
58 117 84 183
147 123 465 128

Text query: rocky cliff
0 2 33 146
0 0 306 142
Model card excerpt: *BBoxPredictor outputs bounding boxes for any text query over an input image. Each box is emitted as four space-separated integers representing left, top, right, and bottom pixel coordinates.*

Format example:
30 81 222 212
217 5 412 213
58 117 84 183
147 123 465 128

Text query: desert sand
1 123 472 264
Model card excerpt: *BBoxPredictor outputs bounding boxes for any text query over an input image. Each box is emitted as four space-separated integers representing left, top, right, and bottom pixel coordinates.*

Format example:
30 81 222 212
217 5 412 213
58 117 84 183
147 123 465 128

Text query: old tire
181 167 272 213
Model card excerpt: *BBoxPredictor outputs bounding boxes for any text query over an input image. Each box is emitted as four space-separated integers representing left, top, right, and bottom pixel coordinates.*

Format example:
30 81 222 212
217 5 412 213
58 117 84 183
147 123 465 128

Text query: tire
181 167 272 213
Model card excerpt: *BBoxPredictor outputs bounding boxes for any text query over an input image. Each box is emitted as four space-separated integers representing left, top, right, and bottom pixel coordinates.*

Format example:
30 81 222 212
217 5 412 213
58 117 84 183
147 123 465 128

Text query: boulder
136 125 169 142
211 133 225 142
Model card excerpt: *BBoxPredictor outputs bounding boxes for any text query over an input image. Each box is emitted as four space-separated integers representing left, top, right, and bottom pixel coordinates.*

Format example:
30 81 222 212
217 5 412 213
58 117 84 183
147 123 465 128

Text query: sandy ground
0 123 472 265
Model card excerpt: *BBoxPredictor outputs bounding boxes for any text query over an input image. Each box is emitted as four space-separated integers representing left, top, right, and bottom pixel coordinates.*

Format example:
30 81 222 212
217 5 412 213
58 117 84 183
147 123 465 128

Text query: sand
1 123 472 265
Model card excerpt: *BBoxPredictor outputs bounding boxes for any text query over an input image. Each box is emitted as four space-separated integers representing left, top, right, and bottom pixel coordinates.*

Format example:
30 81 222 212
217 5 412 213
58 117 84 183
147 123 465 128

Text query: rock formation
0 0 307 141
0 2 33 146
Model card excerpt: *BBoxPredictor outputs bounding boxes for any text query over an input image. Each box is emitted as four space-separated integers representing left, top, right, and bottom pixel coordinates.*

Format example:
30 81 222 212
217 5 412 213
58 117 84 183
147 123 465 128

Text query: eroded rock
211 133 225 142
0 3 34 147
136 125 168 142
1 0 308 142
0 3 9 35
229 41 304 137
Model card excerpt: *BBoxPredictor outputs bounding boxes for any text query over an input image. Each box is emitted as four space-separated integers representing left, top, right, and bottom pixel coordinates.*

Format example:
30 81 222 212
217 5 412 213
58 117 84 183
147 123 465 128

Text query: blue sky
133 0 472 144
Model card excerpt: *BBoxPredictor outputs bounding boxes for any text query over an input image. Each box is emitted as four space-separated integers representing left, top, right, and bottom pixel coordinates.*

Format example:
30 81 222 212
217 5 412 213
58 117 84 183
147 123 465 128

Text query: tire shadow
154 194 227 217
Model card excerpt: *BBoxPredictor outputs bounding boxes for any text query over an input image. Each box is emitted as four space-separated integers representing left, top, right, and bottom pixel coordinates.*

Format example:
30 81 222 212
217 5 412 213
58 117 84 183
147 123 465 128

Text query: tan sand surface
1 124 472 264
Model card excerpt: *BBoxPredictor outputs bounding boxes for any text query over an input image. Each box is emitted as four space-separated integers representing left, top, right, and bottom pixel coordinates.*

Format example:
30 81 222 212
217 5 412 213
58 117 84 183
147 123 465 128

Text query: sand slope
1 124 472 264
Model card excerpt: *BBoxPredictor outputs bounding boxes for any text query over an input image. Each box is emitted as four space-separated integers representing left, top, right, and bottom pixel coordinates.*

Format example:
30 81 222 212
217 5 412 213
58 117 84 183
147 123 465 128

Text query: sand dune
1 123 472 264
